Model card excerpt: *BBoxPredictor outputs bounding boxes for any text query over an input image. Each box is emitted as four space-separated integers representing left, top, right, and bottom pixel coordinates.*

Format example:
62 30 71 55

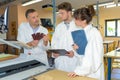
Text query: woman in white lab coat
68 7 104 80
51 2 80 72
17 9 50 66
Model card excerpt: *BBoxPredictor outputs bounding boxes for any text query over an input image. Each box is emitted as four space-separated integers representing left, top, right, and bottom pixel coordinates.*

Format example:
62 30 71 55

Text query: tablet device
48 49 68 55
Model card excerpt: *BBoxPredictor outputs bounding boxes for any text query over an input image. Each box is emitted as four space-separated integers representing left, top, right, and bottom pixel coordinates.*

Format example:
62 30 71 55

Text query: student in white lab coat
68 7 104 80
51 2 80 72
17 9 50 66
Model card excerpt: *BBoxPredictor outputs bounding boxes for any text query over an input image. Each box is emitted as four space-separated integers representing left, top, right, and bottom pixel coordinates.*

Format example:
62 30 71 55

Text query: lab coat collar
28 23 41 34
83 24 92 33
63 20 74 30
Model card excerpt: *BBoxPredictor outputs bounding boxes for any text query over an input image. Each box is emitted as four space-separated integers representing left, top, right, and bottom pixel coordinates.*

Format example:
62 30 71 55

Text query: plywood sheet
34 69 97 80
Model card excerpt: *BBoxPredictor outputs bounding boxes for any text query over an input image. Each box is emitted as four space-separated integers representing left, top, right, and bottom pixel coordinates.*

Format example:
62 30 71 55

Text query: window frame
105 19 120 37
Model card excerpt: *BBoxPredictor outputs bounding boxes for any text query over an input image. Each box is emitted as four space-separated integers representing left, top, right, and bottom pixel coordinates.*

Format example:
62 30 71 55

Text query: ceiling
0 0 119 9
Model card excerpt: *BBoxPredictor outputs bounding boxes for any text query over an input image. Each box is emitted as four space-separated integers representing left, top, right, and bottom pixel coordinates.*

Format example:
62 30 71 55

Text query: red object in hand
32 33 45 40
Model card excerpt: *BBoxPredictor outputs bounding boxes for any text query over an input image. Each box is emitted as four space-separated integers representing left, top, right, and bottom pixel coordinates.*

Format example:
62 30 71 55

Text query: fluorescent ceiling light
105 4 116 8
22 0 43 6
118 3 120 6
94 2 117 9
98 2 114 7
93 2 114 7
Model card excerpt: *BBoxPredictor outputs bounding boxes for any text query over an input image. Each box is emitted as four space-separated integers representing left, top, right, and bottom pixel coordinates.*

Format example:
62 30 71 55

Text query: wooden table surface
104 50 120 58
0 53 18 62
34 69 97 80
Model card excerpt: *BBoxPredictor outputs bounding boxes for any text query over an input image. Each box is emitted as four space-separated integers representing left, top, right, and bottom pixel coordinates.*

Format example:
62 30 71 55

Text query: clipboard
47 49 68 55
72 30 87 55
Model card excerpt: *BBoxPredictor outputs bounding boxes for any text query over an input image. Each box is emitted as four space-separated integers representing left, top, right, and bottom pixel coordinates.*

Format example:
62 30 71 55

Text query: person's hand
68 72 78 77
43 34 50 46
27 40 39 47
72 44 79 50
31 40 39 47
53 53 60 58
66 50 74 57
43 34 49 41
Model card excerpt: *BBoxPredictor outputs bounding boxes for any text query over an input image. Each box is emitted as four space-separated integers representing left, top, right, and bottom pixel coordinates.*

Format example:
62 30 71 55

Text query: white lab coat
17 22 49 66
51 20 80 72
74 24 104 80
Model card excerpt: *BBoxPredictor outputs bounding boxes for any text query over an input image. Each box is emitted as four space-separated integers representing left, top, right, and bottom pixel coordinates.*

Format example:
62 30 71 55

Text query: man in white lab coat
51 2 80 72
68 8 104 80
17 9 50 66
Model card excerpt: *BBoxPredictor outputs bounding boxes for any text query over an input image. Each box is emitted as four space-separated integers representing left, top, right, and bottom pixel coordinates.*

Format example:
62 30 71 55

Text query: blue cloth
72 30 87 55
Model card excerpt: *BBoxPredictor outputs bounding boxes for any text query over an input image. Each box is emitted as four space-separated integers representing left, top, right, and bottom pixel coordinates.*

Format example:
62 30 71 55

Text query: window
40 18 53 27
105 19 120 37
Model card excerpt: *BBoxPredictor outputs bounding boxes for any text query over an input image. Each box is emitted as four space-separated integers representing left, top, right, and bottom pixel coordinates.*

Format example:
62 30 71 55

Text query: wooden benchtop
0 53 18 62
34 69 97 80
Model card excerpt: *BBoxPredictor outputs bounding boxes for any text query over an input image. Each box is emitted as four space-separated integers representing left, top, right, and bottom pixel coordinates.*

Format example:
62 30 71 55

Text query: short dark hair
25 9 36 18
57 2 72 11
73 7 92 24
